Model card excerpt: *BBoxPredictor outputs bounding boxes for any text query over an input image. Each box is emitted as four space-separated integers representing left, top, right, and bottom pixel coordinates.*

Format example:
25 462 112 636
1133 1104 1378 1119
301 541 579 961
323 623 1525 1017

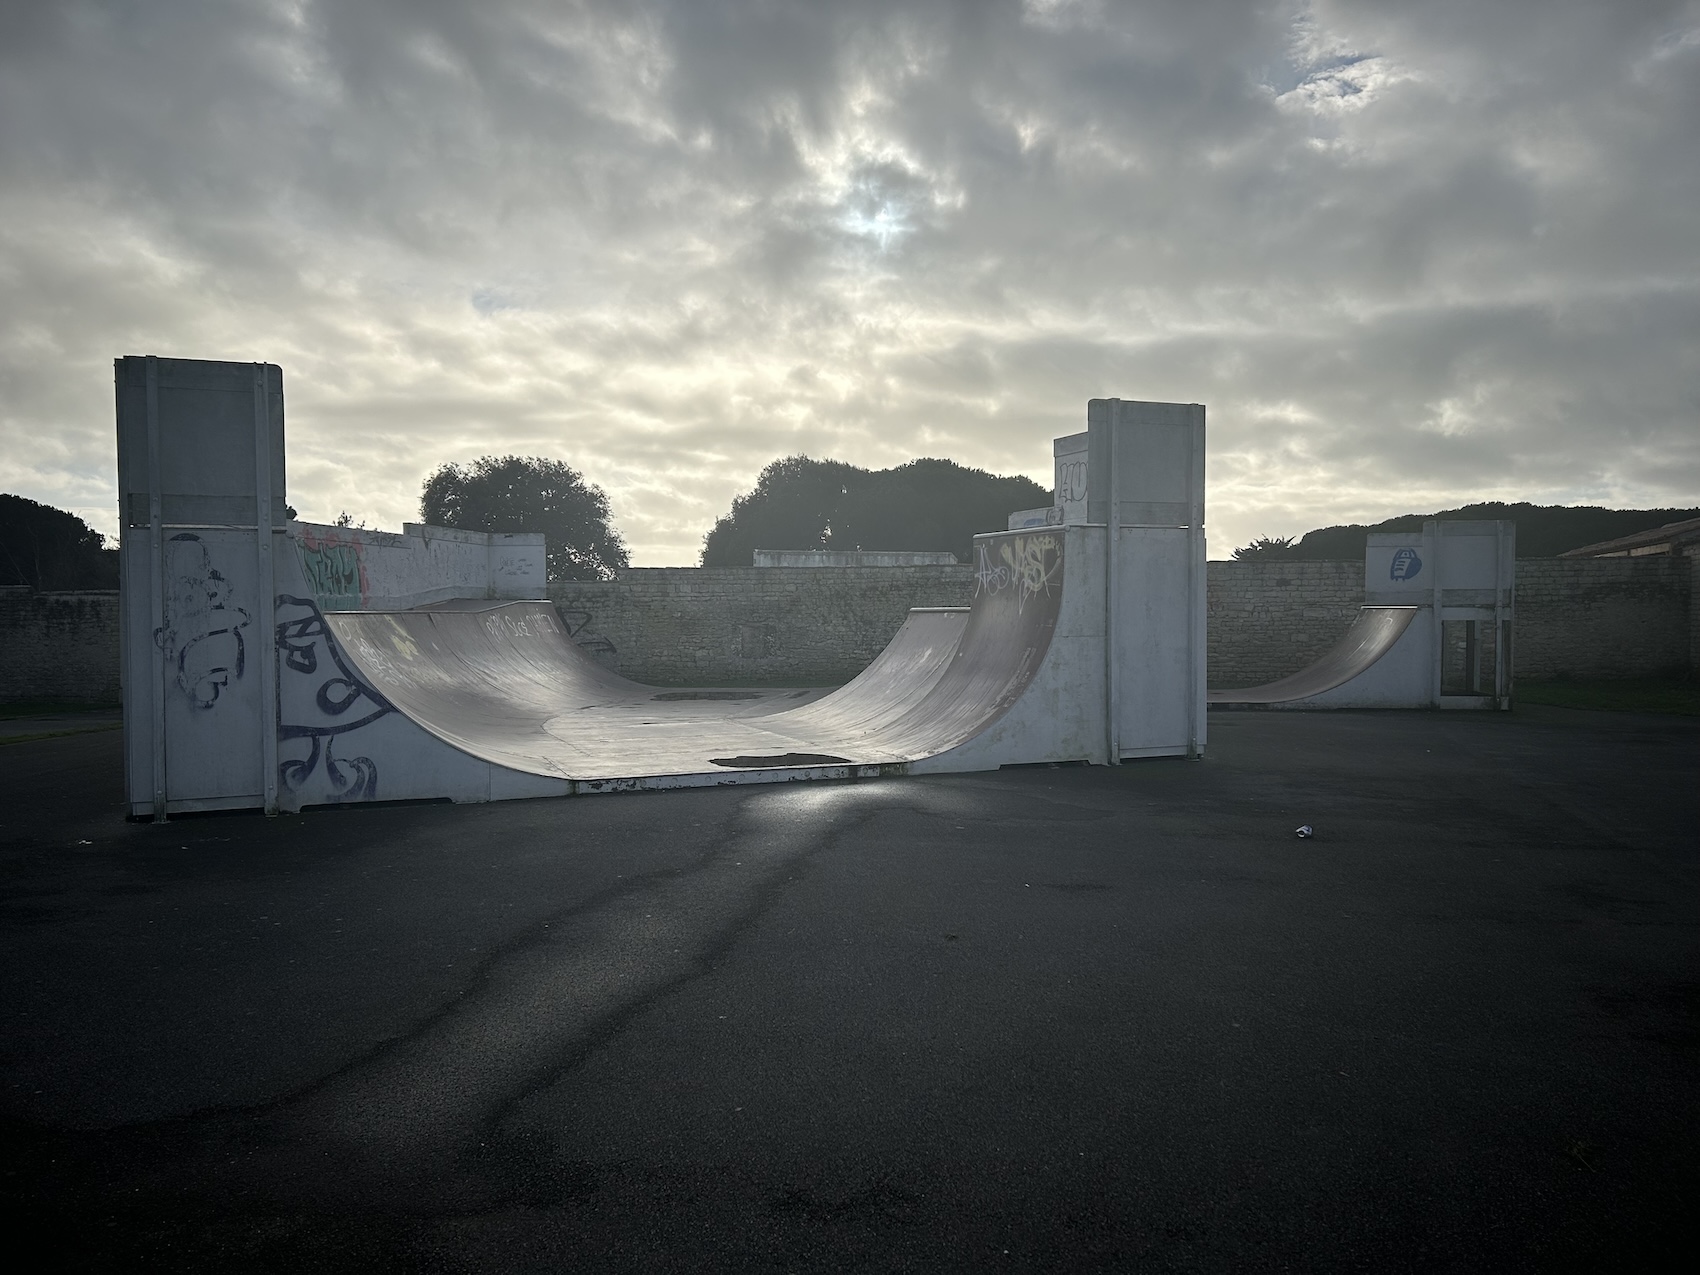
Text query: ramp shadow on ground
0 707 1695 1270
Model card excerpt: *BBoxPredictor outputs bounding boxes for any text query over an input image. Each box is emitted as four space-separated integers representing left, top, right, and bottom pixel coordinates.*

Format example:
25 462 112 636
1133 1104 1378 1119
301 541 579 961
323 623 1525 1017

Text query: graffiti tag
1055 459 1088 504
973 543 1010 593
154 533 251 709
974 533 1063 612
1390 547 1423 582
296 531 367 609
483 609 563 640
557 607 620 666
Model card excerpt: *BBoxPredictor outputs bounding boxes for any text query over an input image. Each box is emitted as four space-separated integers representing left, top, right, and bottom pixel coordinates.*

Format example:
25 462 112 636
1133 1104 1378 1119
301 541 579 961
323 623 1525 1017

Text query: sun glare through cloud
0 0 1694 560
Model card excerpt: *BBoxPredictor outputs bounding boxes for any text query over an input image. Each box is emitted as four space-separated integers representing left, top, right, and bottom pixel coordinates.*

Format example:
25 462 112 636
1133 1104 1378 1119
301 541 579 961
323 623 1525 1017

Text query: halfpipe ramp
322 542 1064 786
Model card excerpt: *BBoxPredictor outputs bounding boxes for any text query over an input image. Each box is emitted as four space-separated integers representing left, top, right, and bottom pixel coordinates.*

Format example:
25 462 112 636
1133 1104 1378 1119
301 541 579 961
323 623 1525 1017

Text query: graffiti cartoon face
154 533 251 709
1390 547 1423 582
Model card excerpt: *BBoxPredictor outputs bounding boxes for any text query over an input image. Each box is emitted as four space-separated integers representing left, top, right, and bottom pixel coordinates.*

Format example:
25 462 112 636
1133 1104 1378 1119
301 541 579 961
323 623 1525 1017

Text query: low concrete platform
1 707 1694 1270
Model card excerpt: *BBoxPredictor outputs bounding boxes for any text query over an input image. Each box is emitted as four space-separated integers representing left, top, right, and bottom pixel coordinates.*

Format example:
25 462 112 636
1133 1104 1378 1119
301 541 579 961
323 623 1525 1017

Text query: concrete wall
292 521 546 611
1205 561 1363 687
551 566 974 685
555 558 1693 688
6 559 1692 703
1513 557 1692 679
752 550 959 567
0 588 122 704
1207 558 1691 685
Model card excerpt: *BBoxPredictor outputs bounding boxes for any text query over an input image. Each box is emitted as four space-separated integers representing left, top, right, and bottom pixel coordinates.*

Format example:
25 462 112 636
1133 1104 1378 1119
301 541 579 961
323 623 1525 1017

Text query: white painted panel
490 534 548 597
1365 531 1430 599
1115 526 1193 754
290 521 548 611
158 528 264 802
119 524 157 815
917 524 1108 771
1280 620 1435 709
1053 433 1089 524
1438 527 1502 591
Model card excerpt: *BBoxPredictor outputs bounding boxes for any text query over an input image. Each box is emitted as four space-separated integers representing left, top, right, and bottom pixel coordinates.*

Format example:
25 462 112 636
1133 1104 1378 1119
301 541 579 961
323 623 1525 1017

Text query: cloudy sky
2 0 1696 562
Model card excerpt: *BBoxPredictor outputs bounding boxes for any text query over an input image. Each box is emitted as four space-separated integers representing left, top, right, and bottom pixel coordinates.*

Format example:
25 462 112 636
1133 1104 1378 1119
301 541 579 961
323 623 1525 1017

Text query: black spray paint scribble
274 594 391 802
154 532 251 709
557 606 619 666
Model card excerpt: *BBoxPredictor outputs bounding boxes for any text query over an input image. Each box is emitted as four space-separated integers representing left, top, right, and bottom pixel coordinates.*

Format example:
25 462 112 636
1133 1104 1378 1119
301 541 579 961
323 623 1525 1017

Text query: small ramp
1209 606 1419 707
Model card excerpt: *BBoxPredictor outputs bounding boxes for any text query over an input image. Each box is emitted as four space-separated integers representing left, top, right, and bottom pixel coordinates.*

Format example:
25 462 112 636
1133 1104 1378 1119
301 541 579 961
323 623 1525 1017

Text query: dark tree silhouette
420 456 628 581
1265 502 1700 560
0 494 118 590
700 456 1050 567
1231 535 1299 560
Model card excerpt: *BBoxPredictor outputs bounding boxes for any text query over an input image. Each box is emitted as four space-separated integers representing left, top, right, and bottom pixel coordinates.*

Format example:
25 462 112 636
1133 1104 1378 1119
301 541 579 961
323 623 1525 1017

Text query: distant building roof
1558 516 1700 558
752 549 959 567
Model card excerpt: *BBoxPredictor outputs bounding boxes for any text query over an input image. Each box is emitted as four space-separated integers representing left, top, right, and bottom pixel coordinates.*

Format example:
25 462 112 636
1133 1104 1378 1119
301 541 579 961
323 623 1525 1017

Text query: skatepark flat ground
1 709 1695 1271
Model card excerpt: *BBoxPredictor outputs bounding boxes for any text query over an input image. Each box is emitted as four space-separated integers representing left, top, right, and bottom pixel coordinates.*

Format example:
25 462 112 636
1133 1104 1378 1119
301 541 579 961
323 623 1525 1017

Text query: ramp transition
326 573 1060 783
1209 606 1418 707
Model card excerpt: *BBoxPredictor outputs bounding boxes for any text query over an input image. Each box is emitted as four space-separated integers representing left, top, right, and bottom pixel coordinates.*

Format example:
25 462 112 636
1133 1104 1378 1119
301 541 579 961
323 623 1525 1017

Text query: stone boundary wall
550 566 976 686
1514 557 1692 679
557 558 1693 688
0 589 122 705
3 560 1691 704
1205 561 1363 687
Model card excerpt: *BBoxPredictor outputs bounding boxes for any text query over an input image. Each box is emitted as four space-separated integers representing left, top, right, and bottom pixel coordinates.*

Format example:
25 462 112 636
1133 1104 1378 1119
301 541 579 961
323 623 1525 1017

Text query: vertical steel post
1104 401 1120 765
1186 408 1202 759
145 357 167 819
1430 522 1444 706
1495 520 1511 709
253 365 279 815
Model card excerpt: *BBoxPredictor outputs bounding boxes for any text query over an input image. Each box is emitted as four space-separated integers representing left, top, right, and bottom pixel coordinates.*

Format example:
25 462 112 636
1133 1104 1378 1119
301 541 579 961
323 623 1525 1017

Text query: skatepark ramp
1209 607 1420 708
265 517 1133 808
116 357 1208 815
1210 520 1515 710
321 571 1063 786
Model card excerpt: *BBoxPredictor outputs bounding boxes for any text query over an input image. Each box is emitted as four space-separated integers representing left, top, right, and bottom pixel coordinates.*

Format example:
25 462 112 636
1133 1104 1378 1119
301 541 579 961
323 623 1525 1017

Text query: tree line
0 495 118 590
1230 501 1700 560
16 464 1687 590
4 453 1048 587
417 452 1047 577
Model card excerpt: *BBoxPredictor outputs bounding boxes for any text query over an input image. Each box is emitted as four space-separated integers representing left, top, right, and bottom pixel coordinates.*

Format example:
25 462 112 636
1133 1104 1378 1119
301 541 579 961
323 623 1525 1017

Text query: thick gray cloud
2 0 1695 560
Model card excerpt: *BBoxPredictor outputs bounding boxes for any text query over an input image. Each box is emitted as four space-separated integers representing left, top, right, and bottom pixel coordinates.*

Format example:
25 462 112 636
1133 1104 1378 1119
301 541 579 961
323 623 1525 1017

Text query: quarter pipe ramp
1209 606 1419 707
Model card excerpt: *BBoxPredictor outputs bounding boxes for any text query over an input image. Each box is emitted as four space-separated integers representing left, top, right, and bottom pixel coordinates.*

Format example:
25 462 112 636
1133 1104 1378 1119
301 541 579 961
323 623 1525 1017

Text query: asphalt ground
0 707 1694 1272
0 708 121 744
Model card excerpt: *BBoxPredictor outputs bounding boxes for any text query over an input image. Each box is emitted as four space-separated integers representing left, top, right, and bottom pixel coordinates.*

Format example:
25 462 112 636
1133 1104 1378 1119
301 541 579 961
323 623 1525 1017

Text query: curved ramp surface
1209 606 1418 706
324 563 1062 783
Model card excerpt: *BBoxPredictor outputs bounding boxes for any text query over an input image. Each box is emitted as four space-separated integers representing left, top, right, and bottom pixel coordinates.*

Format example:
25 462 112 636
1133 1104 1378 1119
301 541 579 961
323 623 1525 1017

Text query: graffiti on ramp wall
295 528 369 610
274 594 392 803
154 532 252 709
973 533 1062 614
